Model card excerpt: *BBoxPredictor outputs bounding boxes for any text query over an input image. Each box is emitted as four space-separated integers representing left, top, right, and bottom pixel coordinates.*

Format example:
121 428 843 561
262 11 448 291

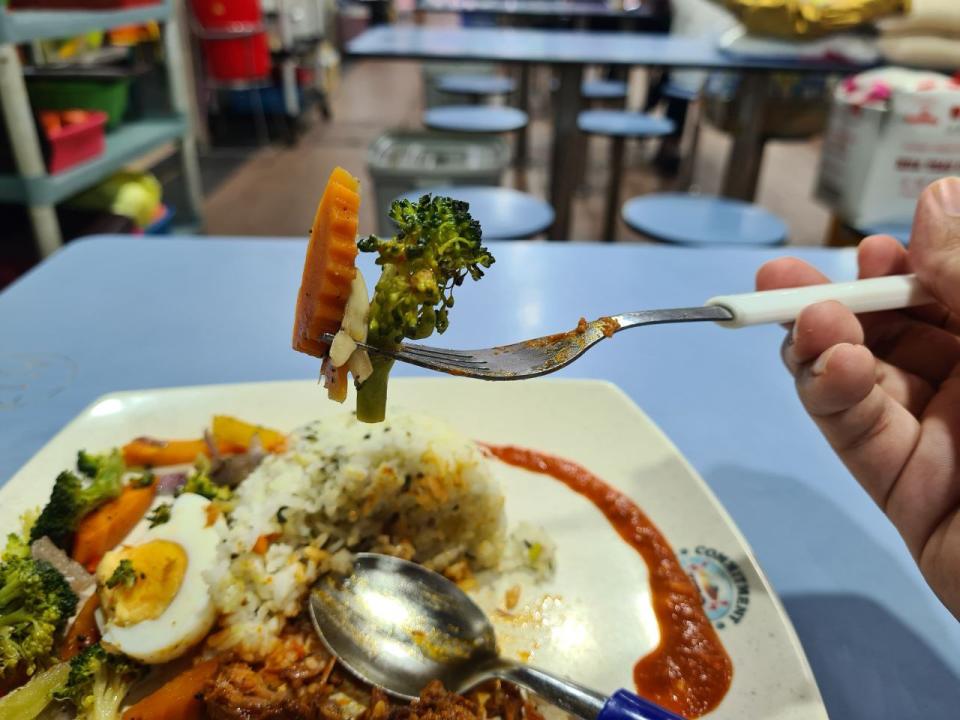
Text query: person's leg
654 94 689 177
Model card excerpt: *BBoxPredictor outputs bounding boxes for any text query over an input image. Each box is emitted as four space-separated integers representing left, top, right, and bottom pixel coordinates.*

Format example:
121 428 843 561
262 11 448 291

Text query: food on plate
30 450 127 550
96 493 222 664
122 658 220 720
0 534 78 679
206 413 505 656
292 168 495 423
0 406 732 719
55 642 145 720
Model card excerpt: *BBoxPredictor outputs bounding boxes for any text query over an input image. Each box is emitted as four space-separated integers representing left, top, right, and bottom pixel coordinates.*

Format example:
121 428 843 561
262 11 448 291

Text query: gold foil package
717 0 908 39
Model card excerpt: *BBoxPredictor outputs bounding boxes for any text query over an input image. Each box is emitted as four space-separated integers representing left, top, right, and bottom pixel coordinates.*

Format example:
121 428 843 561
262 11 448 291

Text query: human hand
756 178 960 619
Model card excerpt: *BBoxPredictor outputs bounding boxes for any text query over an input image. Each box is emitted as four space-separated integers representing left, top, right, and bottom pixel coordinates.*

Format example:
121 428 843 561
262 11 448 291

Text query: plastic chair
394 186 554 240
577 110 676 241
621 193 788 246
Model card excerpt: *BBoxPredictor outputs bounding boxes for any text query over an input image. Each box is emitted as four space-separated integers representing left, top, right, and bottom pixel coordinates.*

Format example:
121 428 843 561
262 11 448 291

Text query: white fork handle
706 274 934 328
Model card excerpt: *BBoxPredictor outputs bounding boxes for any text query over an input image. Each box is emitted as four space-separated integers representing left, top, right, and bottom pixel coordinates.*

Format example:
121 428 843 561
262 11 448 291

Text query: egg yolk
97 540 188 627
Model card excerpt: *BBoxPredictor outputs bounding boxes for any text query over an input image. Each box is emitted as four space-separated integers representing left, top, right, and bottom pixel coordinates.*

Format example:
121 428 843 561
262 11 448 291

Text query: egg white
97 493 224 663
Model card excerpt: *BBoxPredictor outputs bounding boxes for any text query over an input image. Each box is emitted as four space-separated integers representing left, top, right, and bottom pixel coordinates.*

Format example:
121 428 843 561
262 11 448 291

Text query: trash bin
702 71 832 140
422 62 499 109
367 130 511 235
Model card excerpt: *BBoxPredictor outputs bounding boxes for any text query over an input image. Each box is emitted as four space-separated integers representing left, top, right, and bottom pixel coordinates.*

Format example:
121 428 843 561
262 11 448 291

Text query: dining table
347 25 872 239
0 235 957 718
414 0 661 22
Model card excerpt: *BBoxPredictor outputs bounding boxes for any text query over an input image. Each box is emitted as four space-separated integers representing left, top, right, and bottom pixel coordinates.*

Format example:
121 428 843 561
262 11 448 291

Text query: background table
2 237 958 718
348 26 870 239
415 0 660 21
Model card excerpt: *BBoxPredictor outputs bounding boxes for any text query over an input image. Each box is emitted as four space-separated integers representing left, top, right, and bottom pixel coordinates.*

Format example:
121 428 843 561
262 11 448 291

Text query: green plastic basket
27 79 132 129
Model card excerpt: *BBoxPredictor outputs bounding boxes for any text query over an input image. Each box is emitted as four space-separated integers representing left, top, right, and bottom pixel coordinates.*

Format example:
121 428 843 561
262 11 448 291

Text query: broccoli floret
356 195 494 422
55 643 144 720
32 450 126 551
146 503 172 528
29 471 84 550
104 560 137 590
0 549 77 679
177 464 232 502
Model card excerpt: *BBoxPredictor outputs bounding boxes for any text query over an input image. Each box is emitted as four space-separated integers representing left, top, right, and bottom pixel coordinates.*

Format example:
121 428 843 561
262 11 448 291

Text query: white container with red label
815 67 960 228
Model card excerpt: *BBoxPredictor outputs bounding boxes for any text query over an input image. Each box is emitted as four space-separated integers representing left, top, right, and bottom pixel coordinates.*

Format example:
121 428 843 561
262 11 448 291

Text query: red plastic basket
45 111 107 175
191 0 261 28
190 0 271 82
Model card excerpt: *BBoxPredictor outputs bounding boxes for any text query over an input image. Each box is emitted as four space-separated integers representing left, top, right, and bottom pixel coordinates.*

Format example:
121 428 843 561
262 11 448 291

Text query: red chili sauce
483 444 732 719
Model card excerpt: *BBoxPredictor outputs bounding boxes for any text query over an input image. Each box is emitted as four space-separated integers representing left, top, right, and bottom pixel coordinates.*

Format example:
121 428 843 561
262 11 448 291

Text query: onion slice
31 536 94 596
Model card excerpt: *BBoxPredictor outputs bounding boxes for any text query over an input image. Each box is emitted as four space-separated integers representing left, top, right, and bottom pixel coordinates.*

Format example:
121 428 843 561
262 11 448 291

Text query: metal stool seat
436 74 517 98
582 79 628 101
395 186 554 240
424 106 529 134
621 193 788 246
577 110 676 241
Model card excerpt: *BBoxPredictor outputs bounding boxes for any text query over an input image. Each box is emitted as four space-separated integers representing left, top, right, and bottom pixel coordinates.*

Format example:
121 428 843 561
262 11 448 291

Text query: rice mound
206 412 505 657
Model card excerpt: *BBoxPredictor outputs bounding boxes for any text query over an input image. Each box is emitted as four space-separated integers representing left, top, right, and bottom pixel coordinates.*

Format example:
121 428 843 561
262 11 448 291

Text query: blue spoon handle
492 662 686 720
598 689 687 720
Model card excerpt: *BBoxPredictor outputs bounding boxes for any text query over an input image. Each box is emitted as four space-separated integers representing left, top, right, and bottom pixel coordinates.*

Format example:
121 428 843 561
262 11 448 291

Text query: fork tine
399 346 488 366
400 343 481 361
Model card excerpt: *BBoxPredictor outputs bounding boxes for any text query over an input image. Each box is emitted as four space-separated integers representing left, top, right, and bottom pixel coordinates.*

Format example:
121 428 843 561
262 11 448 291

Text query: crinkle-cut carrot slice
292 167 361 358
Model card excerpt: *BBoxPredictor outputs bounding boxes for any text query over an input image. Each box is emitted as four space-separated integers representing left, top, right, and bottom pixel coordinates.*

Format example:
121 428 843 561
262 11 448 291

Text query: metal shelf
0 1 171 44
0 116 185 204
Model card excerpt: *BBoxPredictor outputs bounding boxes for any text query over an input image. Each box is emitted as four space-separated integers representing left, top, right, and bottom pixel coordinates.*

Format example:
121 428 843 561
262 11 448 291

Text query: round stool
662 82 699 102
577 110 675 242
582 79 628 103
621 193 788 246
395 186 554 240
424 106 529 134
436 74 517 103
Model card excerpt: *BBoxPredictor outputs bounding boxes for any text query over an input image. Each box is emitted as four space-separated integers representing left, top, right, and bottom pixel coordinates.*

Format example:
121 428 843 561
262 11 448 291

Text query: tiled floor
205 45 832 245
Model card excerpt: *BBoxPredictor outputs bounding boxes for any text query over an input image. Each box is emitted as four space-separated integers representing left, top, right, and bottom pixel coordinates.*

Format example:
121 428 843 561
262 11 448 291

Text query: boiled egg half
96 492 223 663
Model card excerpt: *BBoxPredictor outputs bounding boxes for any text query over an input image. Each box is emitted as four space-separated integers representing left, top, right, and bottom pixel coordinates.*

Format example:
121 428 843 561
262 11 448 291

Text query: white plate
0 378 826 720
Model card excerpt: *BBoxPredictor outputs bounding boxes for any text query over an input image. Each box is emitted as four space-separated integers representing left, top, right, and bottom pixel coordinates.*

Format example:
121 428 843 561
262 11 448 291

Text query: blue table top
348 26 871 72
1 237 958 717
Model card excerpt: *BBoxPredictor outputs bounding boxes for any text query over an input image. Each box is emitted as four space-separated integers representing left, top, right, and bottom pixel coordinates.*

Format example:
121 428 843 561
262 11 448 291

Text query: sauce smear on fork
484 444 732 718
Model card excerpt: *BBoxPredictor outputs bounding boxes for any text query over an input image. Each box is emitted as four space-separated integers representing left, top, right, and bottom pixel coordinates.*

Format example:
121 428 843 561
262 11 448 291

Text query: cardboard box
816 68 960 228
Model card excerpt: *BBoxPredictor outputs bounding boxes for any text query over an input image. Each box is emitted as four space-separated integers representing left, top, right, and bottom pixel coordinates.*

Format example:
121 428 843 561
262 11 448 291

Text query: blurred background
0 0 957 289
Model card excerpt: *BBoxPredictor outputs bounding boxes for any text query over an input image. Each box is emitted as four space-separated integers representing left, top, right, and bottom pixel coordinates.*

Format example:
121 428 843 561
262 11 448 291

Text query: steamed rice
206 412 505 657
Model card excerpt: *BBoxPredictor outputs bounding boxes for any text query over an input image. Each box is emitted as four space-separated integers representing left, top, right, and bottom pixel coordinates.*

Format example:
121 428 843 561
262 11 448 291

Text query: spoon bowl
309 553 685 720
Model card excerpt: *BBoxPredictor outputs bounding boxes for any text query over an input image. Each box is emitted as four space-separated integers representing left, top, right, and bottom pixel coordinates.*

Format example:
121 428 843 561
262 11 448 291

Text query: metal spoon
309 553 685 720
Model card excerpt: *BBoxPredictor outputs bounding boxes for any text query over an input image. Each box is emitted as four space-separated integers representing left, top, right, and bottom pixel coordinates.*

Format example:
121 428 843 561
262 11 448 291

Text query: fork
324 275 931 381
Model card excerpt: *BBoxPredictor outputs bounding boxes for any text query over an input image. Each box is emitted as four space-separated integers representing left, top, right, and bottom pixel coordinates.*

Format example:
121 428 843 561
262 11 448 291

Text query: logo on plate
679 546 750 630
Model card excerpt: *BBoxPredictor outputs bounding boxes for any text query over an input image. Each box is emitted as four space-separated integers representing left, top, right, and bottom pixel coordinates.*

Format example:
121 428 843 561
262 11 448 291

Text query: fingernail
934 179 960 218
790 321 799 344
811 347 834 376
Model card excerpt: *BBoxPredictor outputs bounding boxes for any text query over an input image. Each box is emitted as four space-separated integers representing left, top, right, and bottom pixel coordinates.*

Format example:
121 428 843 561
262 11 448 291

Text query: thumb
910 178 960 314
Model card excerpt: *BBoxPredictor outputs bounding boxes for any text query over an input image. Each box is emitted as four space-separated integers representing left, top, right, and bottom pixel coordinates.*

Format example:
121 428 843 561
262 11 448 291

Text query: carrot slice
121 438 241 467
72 482 158 572
121 659 220 720
60 593 101 661
292 166 361 358
210 415 287 453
